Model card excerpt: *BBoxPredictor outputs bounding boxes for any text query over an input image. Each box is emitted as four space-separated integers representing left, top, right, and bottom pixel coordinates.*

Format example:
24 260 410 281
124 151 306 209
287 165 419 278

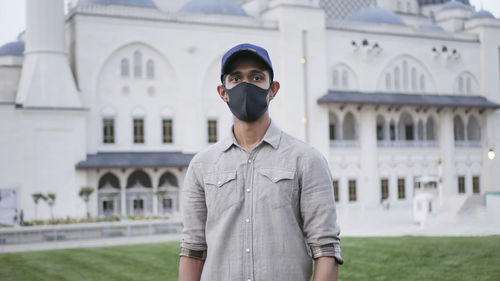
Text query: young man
178 43 343 281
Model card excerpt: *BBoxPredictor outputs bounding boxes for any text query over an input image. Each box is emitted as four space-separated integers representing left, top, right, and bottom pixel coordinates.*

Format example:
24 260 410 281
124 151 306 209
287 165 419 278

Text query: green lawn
0 236 499 281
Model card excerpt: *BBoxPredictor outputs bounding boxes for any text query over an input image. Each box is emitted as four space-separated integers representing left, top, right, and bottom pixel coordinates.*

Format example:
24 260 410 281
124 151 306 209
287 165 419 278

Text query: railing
455 140 481 148
330 140 360 148
377 140 439 148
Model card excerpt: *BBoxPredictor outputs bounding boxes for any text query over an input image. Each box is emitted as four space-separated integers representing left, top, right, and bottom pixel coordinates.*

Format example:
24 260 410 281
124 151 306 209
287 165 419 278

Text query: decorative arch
126 170 152 188
329 111 340 140
454 115 465 141
378 55 436 93
330 63 359 91
454 71 479 95
159 171 179 187
426 116 437 141
98 172 120 189
376 115 386 141
343 111 357 140
467 115 481 141
398 111 414 140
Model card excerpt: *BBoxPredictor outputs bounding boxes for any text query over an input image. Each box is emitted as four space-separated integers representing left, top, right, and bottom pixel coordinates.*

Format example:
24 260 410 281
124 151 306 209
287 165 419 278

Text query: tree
79 187 94 218
32 193 46 220
46 193 56 222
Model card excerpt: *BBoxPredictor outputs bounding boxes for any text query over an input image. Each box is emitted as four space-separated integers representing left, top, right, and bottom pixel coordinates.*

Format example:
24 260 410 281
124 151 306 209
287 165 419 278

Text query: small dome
179 0 247 16
347 6 406 26
470 10 495 19
79 0 157 8
442 0 468 10
0 40 25 57
419 23 446 32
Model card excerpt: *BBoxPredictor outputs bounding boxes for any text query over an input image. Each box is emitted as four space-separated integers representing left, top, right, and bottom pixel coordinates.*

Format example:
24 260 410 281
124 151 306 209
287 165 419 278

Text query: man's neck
233 113 271 153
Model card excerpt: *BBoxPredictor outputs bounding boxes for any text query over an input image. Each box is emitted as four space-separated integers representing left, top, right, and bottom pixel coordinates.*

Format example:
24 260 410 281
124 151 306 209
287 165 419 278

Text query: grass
0 236 499 281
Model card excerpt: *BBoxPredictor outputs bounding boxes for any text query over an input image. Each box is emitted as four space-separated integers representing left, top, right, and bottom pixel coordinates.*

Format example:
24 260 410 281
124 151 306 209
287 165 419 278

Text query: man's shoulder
189 139 227 165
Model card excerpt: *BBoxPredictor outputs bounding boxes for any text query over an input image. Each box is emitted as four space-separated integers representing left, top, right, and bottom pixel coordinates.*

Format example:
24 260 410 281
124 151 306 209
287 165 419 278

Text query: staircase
458 195 485 214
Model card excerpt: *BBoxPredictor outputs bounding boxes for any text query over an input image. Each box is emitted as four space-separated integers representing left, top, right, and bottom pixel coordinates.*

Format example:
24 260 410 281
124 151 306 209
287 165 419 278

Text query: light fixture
300 58 306 64
488 148 495 160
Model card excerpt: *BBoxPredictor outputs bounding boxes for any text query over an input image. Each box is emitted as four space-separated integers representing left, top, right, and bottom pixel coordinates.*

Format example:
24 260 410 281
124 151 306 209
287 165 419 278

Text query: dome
347 6 406 26
79 0 157 8
470 10 495 19
419 23 446 32
179 0 247 16
418 0 469 5
0 40 25 57
442 0 468 10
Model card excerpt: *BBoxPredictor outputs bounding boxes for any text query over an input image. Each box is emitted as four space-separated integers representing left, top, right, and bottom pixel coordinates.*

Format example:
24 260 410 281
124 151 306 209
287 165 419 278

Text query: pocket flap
259 168 295 183
204 171 237 187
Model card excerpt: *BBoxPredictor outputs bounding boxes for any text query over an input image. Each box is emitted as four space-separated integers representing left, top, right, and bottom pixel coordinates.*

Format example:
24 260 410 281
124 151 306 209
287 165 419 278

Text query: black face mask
223 82 270 122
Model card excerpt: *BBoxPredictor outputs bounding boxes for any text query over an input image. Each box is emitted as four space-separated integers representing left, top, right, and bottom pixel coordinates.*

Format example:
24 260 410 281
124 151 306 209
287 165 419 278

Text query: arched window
467 116 481 141
342 70 349 88
386 73 392 90
417 120 424 141
332 70 339 87
343 112 356 140
376 115 385 141
454 116 465 141
420 74 426 91
426 117 436 140
329 112 339 141
146 59 155 79
394 67 400 90
403 61 408 90
398 112 414 140
411 68 417 91
458 77 464 93
466 77 471 94
121 58 129 78
134 51 142 78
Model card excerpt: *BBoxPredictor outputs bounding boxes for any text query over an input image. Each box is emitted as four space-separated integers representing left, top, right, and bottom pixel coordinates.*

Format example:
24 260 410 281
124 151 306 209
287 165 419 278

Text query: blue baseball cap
220 43 274 83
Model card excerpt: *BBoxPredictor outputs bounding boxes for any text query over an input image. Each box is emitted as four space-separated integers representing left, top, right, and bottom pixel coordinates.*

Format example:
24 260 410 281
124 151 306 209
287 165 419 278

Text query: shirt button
246 188 251 193
246 248 250 253
248 159 252 164
217 180 221 185
245 218 250 223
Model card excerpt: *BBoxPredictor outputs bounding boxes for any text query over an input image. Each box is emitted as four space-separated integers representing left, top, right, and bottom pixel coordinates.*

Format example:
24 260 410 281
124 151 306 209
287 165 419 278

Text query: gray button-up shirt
180 121 343 281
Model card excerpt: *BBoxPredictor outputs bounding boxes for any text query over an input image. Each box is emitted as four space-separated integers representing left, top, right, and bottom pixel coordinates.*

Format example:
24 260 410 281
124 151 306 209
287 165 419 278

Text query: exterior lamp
488 148 495 160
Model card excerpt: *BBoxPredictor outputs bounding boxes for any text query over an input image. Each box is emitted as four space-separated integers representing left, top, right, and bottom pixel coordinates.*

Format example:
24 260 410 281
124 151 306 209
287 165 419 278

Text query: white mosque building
0 0 499 222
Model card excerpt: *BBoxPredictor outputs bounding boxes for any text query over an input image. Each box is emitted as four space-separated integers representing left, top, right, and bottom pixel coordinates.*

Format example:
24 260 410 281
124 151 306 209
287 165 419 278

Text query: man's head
218 43 280 122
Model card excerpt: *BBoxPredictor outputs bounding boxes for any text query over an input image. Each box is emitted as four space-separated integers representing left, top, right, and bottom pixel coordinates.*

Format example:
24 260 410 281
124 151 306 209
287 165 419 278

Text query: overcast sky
0 0 499 47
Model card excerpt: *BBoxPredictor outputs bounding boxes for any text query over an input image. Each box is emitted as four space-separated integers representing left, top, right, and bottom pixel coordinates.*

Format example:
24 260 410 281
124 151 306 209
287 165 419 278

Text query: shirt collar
222 120 282 152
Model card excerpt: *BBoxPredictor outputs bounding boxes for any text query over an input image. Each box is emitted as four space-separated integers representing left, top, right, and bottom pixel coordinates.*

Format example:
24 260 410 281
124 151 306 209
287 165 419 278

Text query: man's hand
312 256 338 281
178 256 205 281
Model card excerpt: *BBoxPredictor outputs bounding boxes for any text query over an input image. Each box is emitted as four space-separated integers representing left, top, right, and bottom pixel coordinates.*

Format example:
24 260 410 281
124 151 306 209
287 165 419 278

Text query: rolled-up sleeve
179 161 208 260
299 148 343 265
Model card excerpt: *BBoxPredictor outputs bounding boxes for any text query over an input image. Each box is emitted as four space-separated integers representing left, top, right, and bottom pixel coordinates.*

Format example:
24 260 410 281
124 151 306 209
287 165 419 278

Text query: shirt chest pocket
257 168 296 209
203 170 241 215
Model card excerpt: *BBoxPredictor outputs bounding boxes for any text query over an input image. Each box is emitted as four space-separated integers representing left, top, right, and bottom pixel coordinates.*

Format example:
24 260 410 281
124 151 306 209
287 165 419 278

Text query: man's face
223 57 271 90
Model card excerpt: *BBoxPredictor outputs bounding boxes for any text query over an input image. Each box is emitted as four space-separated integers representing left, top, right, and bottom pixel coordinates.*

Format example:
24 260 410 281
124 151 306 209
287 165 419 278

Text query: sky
0 0 499 47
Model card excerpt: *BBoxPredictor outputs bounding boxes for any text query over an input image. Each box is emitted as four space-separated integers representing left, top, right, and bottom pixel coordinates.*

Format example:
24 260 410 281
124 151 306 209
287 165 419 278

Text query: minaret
16 0 81 108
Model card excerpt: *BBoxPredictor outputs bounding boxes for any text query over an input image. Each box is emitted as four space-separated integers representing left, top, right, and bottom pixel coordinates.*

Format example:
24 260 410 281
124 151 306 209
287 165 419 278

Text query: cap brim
221 50 273 80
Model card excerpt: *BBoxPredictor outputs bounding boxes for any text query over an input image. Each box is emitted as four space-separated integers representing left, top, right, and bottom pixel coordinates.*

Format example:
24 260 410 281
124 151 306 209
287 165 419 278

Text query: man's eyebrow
228 69 266 76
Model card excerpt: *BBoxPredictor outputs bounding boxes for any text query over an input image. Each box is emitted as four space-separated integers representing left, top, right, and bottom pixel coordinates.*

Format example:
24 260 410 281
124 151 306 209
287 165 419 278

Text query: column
120 185 126 216
438 109 455 208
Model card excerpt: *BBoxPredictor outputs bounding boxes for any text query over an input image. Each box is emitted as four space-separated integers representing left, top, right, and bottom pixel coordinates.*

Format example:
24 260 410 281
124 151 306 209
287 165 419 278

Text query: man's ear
217 85 229 102
267 81 280 102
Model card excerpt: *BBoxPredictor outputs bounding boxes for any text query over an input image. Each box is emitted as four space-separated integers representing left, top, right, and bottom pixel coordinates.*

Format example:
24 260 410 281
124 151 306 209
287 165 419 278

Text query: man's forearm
312 256 338 281
178 256 205 281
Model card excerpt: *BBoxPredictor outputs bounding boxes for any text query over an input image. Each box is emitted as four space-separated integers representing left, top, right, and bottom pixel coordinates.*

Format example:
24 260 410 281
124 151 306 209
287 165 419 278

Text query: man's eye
253 76 262 81
231 77 240 82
